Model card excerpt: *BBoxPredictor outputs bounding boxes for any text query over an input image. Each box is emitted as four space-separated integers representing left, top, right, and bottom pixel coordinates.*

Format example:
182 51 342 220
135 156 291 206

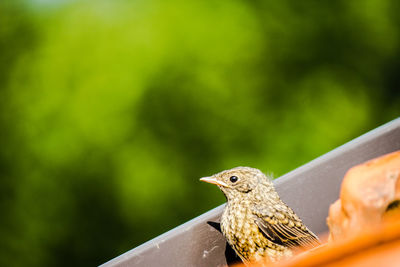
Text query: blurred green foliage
0 0 399 265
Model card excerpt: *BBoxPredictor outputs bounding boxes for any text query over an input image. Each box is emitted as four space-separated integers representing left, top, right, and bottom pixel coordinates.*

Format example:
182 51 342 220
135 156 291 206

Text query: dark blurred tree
0 1 39 266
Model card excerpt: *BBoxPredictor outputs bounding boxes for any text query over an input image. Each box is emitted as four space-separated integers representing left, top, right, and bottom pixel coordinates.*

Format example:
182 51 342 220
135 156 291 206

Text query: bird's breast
221 200 291 262
221 201 265 260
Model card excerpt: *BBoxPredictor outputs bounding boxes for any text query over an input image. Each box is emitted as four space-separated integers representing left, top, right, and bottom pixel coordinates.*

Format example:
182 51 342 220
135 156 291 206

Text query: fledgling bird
200 167 320 264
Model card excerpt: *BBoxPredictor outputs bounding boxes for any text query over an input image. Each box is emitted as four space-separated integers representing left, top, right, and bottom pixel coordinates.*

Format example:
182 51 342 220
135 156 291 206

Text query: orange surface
239 215 400 267
327 150 400 241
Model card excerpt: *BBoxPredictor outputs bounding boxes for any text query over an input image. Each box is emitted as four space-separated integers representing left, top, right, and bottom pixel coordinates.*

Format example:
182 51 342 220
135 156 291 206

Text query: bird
200 166 320 264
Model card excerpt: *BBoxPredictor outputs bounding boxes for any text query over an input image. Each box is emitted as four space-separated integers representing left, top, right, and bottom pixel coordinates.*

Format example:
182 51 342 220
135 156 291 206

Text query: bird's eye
230 176 238 183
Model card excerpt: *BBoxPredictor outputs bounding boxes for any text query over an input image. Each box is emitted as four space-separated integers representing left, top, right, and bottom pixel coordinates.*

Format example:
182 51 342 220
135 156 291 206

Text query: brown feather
253 206 320 248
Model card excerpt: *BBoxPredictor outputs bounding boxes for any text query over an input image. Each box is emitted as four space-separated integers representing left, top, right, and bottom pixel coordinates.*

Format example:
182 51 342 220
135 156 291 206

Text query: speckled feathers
201 167 319 263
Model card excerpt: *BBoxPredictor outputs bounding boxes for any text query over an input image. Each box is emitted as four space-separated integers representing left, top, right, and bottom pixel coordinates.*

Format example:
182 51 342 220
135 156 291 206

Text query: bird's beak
200 176 228 187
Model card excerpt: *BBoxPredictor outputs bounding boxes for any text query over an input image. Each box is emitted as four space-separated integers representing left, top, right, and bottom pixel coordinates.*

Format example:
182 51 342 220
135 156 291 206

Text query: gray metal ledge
100 118 400 267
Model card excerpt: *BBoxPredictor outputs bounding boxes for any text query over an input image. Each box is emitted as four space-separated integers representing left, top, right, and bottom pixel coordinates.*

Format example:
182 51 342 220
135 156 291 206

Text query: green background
0 0 399 266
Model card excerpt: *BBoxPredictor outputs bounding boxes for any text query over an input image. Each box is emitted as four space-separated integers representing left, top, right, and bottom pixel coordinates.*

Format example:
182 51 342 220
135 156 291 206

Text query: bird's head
200 166 273 201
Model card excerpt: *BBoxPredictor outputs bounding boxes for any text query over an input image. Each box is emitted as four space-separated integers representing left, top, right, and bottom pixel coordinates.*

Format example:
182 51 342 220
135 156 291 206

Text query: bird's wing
252 204 320 248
